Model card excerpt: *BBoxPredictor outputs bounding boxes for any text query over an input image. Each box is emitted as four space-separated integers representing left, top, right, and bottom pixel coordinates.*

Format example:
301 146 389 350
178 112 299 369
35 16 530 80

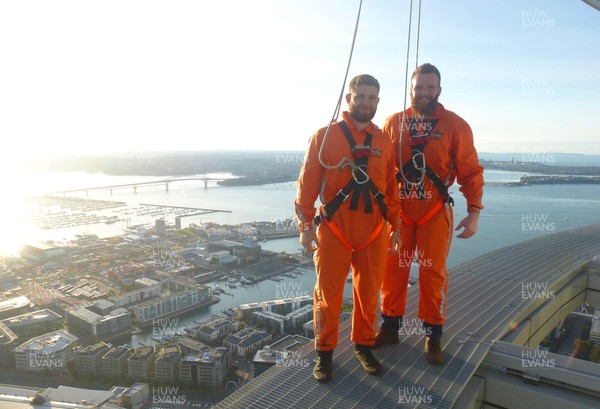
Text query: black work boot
425 336 445 365
423 322 444 365
313 350 333 383
373 314 402 349
354 344 383 375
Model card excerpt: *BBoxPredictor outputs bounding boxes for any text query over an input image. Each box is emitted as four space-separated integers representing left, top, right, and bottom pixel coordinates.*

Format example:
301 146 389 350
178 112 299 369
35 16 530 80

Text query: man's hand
300 229 320 253
389 230 401 254
455 212 479 239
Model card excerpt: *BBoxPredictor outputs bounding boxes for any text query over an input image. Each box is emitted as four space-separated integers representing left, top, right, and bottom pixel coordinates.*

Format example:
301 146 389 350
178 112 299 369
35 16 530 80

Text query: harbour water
6 154 600 347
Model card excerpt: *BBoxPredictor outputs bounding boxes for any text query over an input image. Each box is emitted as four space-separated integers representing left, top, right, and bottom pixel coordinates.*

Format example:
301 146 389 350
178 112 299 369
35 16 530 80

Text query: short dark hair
411 63 441 86
349 74 380 94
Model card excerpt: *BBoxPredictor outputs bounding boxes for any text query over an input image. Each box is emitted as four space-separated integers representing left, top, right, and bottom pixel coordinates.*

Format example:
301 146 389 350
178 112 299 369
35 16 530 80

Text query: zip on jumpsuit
295 111 401 351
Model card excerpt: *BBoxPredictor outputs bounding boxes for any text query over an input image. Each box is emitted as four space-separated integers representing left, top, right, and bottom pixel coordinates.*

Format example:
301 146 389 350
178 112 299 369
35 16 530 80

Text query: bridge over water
45 176 226 196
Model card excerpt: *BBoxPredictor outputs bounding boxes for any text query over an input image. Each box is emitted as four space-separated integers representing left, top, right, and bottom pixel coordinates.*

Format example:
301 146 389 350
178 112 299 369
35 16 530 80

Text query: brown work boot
425 336 445 366
313 350 333 383
372 328 399 349
354 344 383 375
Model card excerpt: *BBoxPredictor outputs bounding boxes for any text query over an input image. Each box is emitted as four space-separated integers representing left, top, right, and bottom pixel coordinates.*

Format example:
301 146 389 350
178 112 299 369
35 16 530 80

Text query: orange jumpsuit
295 111 401 351
380 103 484 327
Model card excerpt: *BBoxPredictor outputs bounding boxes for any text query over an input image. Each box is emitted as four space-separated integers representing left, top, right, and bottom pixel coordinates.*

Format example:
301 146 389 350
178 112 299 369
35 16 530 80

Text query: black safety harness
314 120 388 225
398 118 454 206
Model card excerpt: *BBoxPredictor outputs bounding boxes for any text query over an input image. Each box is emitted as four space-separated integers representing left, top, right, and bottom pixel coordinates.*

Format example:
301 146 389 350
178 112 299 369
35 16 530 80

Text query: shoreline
505 175 600 186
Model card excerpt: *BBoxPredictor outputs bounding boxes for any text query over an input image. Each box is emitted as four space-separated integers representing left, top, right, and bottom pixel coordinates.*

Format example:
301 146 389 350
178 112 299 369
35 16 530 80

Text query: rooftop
217 224 600 409
15 330 78 354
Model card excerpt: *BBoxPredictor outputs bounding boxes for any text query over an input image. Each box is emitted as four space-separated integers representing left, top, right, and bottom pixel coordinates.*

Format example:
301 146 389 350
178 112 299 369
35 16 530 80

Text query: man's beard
411 95 438 117
349 104 376 123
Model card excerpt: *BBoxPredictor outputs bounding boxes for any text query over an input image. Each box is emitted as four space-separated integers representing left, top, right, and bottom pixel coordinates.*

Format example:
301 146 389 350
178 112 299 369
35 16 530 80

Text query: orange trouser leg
313 223 352 351
380 224 417 317
349 226 388 345
415 204 453 325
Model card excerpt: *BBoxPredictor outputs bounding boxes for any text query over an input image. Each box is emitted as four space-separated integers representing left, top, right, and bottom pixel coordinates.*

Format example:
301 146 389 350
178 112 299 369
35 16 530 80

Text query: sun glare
0 154 34 256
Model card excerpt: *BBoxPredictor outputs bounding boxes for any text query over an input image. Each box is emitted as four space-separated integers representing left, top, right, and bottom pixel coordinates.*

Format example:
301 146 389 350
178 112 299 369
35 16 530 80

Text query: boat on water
240 276 253 284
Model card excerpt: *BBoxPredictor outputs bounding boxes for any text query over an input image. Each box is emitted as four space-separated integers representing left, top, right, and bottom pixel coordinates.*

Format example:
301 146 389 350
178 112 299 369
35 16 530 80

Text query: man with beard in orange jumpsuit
295 74 401 383
373 63 484 366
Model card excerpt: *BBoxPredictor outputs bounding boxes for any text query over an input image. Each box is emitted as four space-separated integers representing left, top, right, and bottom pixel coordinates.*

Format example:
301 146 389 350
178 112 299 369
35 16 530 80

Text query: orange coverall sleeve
450 116 484 211
294 130 324 230
383 139 401 231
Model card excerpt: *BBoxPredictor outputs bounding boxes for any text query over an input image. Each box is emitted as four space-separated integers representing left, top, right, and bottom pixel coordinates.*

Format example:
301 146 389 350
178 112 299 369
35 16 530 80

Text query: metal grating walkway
216 224 600 408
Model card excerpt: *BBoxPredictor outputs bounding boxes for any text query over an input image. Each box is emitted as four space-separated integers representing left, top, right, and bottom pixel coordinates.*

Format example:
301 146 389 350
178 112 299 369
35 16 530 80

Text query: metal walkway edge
215 224 600 409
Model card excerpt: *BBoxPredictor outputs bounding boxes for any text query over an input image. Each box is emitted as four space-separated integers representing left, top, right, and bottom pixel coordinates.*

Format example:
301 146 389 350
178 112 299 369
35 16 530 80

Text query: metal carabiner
351 165 370 185
412 151 426 171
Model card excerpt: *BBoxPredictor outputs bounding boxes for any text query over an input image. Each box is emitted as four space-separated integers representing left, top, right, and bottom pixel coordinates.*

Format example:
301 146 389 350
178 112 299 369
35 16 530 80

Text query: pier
139 203 232 224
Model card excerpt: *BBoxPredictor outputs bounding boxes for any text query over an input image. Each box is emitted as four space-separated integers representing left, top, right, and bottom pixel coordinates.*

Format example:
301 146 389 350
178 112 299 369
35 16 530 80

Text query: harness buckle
336 189 350 201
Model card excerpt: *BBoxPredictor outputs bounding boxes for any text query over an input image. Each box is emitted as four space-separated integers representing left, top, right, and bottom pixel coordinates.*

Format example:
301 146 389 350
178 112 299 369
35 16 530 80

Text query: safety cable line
317 0 363 172
398 0 425 189
416 0 422 68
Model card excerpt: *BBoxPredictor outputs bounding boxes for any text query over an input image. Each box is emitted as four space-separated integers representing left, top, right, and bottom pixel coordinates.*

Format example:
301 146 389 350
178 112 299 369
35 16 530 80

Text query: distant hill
26 151 599 187
27 151 305 185
480 159 600 176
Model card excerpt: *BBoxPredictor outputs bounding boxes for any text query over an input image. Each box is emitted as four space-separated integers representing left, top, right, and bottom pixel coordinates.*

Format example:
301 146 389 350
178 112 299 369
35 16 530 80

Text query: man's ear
345 93 352 104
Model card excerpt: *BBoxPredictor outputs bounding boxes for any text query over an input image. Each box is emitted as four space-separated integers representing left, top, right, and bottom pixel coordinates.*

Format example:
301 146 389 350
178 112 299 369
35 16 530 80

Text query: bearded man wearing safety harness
295 74 402 383
373 64 484 366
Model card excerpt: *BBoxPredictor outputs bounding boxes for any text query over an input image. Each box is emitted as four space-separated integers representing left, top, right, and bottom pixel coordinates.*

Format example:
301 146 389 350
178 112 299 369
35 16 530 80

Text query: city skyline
1 0 599 162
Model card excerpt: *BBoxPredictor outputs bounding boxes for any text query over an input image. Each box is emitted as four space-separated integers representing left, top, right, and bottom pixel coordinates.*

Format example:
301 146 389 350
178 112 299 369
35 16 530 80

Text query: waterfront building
66 305 131 339
2 309 63 340
211 250 238 267
154 345 181 385
239 295 312 320
155 219 166 235
134 277 161 288
0 383 149 408
132 287 211 324
179 347 231 390
108 285 161 308
177 337 210 356
102 345 134 380
108 383 149 409
87 299 115 315
252 335 312 377
0 321 19 368
127 346 155 381
223 327 272 358
14 330 79 373
191 317 240 344
232 238 261 264
0 296 31 320
20 241 67 263
251 304 313 335
73 342 112 378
